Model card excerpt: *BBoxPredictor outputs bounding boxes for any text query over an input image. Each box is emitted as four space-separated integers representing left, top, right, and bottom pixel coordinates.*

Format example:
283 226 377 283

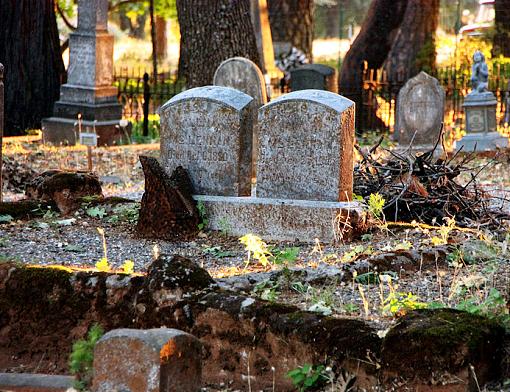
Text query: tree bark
267 0 314 60
338 0 407 128
493 0 510 57
177 0 261 87
0 0 64 135
156 16 168 60
384 0 440 85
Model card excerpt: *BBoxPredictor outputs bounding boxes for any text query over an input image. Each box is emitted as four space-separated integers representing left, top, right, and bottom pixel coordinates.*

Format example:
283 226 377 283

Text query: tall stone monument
456 51 508 151
42 0 123 146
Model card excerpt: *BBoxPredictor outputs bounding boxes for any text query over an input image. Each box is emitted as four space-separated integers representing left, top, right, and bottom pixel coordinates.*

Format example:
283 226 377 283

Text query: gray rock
395 72 445 148
93 328 202 392
159 86 254 196
257 89 355 201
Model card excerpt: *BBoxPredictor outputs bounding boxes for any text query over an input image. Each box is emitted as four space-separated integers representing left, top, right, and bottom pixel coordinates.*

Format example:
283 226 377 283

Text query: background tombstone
213 57 268 179
394 72 445 149
290 64 338 93
159 86 254 196
42 0 123 146
257 89 355 202
93 328 202 392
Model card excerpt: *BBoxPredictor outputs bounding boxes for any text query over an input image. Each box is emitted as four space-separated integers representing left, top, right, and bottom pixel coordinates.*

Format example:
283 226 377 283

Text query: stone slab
454 132 508 152
93 328 202 392
194 195 363 242
59 85 119 105
42 118 127 146
395 72 445 147
290 64 338 93
0 373 73 391
53 100 122 121
160 86 254 196
77 0 108 32
257 90 355 201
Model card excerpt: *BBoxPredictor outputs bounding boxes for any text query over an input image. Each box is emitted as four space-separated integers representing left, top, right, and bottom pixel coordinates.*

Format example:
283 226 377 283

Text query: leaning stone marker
92 328 202 392
395 72 445 149
257 89 355 201
159 86 254 196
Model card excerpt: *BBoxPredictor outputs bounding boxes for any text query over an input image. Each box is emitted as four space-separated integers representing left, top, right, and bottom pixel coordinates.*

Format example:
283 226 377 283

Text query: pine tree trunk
267 0 314 60
384 0 439 85
338 0 407 128
494 0 510 57
177 0 261 87
0 0 64 135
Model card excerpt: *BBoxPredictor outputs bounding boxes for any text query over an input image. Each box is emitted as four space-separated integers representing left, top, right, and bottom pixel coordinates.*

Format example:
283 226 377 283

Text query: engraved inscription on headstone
160 86 254 197
257 90 355 202
395 72 445 147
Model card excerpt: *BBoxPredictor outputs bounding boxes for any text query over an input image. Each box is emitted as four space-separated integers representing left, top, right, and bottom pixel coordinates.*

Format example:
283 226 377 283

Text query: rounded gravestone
257 90 355 202
395 72 445 147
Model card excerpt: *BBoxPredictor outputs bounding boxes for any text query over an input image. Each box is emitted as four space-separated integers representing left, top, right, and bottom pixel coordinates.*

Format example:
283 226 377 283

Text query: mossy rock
381 308 505 388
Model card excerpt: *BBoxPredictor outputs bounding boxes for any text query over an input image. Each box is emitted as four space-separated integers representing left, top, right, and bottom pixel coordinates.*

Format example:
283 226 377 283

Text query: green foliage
218 218 232 237
86 206 107 219
202 246 236 258
368 193 385 220
0 214 13 223
129 115 161 144
382 291 427 316
272 247 300 266
287 364 328 392
356 271 398 285
197 200 208 231
107 203 140 224
69 324 104 391
456 288 510 328
253 280 279 302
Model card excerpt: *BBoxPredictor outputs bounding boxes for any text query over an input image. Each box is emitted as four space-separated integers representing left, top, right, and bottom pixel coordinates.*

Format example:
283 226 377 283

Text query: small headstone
159 86 254 196
213 57 268 179
257 89 355 201
213 57 267 108
395 72 445 148
92 328 202 392
456 51 508 151
290 64 338 93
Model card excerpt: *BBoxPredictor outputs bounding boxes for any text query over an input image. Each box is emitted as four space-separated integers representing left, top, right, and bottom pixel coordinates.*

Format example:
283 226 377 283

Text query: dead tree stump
136 156 199 241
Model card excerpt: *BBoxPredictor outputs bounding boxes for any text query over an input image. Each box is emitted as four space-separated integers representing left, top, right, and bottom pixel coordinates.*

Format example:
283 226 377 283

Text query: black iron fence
359 63 510 133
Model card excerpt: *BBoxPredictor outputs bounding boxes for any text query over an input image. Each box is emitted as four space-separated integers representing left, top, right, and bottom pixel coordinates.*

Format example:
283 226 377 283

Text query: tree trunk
177 0 261 88
267 0 314 60
156 16 168 60
493 0 510 57
384 0 439 85
338 0 407 129
149 0 158 78
0 0 64 135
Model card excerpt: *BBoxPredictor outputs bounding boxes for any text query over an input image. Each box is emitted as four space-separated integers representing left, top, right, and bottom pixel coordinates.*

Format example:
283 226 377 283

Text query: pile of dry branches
354 137 509 228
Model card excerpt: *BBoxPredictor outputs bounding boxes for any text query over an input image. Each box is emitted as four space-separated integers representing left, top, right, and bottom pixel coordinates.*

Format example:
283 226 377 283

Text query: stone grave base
193 195 363 242
42 117 128 146
454 132 509 152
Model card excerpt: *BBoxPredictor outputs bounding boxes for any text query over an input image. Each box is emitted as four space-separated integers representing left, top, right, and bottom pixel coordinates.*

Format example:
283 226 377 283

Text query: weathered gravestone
92 328 202 392
192 89 361 242
257 89 355 201
213 57 268 178
42 0 123 146
394 72 445 149
290 64 338 93
456 51 508 151
159 86 254 196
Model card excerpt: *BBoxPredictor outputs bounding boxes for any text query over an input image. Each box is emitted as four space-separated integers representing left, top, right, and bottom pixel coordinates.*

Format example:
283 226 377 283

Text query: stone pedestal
42 0 124 146
456 92 508 151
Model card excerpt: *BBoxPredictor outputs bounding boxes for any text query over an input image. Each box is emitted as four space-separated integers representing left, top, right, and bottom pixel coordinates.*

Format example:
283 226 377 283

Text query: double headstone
42 0 123 145
290 64 338 93
395 72 445 151
93 328 202 392
159 87 359 242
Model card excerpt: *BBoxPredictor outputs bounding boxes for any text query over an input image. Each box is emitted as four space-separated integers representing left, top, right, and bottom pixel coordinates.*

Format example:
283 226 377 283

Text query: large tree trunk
338 0 407 129
0 0 64 136
267 0 314 60
384 0 439 85
177 0 261 88
493 0 510 57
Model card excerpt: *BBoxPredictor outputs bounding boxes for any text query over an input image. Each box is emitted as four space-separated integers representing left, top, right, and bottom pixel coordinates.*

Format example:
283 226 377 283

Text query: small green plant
239 233 272 267
368 193 386 220
272 246 300 266
218 217 232 237
107 203 140 224
0 214 13 223
287 363 328 391
382 291 427 316
457 288 510 328
430 217 456 246
253 280 279 302
86 206 107 219
197 200 208 231
69 324 104 391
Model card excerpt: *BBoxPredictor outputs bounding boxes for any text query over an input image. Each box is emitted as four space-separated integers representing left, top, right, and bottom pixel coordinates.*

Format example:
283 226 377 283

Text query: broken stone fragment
136 156 199 241
25 170 102 215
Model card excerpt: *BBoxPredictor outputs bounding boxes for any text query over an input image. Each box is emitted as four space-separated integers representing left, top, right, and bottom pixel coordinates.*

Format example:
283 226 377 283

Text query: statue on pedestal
470 50 489 94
